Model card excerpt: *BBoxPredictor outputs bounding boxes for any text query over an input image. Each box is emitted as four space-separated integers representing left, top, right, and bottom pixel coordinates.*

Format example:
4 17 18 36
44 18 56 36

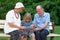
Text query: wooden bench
48 22 60 40
0 20 60 40
0 20 10 37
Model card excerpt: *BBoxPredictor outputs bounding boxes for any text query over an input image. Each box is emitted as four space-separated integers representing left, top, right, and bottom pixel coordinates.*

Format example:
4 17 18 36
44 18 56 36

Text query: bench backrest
0 20 5 29
49 22 54 33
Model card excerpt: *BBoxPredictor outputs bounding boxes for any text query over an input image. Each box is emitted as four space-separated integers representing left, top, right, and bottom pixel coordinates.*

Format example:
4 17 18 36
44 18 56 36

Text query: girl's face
25 18 30 22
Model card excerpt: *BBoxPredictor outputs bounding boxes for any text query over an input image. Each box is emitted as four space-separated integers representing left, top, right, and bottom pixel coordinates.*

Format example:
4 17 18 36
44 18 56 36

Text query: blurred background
0 0 60 40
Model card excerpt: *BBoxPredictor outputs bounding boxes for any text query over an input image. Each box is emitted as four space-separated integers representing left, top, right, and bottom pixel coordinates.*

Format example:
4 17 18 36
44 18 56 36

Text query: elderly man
4 2 26 40
33 5 50 40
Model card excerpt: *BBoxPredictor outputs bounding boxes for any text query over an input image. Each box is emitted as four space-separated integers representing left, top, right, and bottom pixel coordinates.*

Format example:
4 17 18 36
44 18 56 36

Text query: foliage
0 0 60 25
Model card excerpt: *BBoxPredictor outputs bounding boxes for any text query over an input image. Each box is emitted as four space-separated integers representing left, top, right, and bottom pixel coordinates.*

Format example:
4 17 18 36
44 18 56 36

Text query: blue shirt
21 20 32 28
33 12 50 31
21 20 34 34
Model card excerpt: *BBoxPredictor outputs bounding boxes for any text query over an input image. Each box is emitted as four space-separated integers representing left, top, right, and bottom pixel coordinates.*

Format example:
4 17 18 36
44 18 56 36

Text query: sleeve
45 13 50 23
6 12 13 23
32 14 37 24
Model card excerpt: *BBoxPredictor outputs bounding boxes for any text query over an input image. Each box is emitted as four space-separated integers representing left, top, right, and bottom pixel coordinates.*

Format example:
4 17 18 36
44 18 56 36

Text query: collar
38 12 45 17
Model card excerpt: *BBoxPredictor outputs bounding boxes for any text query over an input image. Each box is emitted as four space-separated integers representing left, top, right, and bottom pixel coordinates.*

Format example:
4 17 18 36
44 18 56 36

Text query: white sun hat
15 2 24 8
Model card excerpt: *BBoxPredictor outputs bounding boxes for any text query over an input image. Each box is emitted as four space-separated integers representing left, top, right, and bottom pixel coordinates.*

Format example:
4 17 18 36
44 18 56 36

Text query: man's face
16 8 24 13
36 6 44 16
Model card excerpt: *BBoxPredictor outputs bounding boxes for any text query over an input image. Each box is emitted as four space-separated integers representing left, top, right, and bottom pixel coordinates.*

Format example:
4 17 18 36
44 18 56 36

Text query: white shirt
4 10 21 33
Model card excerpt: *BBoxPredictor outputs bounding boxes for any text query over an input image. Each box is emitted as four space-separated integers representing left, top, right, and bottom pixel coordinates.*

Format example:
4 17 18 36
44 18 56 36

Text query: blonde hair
23 13 32 22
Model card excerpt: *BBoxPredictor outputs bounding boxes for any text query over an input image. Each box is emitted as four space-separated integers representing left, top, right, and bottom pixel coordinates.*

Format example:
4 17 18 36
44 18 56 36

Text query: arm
34 13 50 31
30 24 36 29
39 22 48 30
31 14 37 28
39 13 50 30
8 22 26 30
6 12 26 30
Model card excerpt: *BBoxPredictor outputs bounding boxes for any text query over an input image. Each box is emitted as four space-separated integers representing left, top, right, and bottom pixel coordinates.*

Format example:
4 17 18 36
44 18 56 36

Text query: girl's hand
30 24 36 29
25 28 30 32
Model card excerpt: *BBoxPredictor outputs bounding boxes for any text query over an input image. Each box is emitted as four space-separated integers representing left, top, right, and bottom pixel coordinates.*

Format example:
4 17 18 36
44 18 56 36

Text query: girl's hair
23 13 32 22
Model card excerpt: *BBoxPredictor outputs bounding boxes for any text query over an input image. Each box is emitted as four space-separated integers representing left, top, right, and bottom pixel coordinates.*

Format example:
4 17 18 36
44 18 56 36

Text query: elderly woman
4 2 26 40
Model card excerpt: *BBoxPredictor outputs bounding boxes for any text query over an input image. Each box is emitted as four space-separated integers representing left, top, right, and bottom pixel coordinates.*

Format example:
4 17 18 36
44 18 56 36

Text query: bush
0 0 60 25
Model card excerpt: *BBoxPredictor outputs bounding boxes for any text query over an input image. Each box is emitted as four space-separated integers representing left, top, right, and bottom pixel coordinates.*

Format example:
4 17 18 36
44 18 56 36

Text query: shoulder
6 10 14 16
34 13 39 17
44 12 50 16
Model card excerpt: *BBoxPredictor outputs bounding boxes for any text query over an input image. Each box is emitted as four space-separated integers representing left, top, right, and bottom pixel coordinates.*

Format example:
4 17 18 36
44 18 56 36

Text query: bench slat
48 33 60 37
0 33 60 37
0 20 5 25
0 33 10 37
0 25 4 29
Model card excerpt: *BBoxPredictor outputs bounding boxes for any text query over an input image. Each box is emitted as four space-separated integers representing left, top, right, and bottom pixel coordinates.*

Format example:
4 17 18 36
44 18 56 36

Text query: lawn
0 26 60 40
47 26 60 40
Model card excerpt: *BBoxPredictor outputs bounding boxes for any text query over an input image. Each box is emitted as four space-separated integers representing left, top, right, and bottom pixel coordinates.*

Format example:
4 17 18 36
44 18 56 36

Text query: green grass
0 26 60 40
47 26 60 40
0 37 9 40
54 26 60 34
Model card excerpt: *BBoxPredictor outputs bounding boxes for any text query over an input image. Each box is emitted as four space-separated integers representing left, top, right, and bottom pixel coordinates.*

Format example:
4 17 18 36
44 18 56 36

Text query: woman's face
15 7 24 13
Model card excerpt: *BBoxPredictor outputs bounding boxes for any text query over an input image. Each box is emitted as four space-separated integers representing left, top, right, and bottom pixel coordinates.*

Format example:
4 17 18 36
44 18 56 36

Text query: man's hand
34 28 40 31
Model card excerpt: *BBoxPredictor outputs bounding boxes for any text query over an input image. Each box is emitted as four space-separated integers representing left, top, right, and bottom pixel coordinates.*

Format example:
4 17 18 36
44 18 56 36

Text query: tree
0 0 60 25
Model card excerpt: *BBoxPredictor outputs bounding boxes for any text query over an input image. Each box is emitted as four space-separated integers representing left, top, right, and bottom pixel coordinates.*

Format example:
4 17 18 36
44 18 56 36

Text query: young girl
21 13 35 40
